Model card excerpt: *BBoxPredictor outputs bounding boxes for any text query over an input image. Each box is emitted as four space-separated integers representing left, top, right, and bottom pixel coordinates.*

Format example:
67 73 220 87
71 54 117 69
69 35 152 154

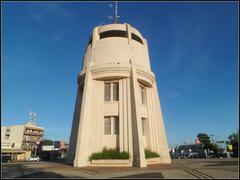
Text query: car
208 152 218 158
26 156 40 162
217 153 227 158
187 152 195 159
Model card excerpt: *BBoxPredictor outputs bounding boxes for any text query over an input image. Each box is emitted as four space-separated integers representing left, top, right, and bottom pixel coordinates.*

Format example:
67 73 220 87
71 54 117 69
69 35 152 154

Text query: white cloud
26 3 76 41
177 83 207 93
43 2 76 18
27 2 76 21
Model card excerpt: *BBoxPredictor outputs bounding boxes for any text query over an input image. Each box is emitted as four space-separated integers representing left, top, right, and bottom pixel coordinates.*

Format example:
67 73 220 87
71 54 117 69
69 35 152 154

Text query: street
2 158 239 179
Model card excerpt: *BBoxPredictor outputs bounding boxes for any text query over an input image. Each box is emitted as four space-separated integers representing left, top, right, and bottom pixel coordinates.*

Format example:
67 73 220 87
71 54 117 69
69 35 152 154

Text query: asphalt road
2 158 239 179
170 158 238 179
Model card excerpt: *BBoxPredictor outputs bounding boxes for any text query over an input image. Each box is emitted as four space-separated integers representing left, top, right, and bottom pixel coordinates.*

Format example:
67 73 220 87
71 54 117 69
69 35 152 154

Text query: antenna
108 1 120 24
115 1 120 23
29 111 37 124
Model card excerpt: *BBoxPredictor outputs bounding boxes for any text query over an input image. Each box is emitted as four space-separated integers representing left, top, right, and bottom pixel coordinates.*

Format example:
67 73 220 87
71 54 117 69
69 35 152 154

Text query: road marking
174 164 215 179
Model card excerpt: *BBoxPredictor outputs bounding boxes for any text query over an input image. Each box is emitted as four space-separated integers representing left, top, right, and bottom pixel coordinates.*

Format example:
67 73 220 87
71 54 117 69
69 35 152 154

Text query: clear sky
2 2 238 147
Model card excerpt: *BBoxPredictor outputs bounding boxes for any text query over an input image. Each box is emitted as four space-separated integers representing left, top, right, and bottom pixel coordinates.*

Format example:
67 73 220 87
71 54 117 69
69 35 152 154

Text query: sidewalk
3 159 238 179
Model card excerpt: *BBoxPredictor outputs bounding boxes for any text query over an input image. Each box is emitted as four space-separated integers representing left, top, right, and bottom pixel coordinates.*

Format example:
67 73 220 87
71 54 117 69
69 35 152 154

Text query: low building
170 144 206 159
1 149 31 162
54 140 69 157
42 145 58 151
39 145 61 160
1 114 44 161
21 122 44 152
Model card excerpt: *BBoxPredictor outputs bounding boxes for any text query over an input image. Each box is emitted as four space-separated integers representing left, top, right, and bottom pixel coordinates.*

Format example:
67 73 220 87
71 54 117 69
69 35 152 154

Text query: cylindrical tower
67 23 171 168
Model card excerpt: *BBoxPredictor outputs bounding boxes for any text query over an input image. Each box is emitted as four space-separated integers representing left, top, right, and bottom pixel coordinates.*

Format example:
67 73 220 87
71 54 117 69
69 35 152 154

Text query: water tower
67 4 171 168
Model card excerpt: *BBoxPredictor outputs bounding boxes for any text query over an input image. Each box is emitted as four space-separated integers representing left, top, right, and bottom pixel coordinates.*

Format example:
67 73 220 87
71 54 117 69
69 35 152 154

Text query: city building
54 140 69 157
1 112 44 161
38 144 60 161
67 21 171 168
169 144 206 159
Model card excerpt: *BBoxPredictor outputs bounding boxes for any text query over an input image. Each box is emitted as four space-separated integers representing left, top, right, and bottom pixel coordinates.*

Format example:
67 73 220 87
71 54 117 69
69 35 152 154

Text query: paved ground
2 158 239 179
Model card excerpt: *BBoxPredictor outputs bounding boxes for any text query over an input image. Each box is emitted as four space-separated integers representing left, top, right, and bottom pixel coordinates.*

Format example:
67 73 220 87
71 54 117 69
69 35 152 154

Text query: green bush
145 149 160 159
89 147 129 160
41 139 54 145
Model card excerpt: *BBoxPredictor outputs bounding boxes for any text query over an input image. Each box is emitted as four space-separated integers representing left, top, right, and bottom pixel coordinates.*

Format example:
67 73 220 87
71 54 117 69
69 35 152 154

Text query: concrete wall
1 125 24 149
83 23 151 73
1 127 10 148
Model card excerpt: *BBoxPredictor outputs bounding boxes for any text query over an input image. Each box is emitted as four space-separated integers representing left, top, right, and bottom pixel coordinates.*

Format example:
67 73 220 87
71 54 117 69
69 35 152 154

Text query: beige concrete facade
67 23 171 168
1 125 25 149
1 121 44 154
1 148 31 161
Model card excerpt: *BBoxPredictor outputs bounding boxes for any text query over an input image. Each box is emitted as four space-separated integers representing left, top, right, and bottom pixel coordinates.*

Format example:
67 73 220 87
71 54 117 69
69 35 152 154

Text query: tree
197 133 219 153
41 139 54 145
208 143 218 153
197 133 211 149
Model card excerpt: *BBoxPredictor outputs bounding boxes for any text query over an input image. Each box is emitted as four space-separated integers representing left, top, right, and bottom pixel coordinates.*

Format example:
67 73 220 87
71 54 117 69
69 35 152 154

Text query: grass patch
89 147 130 160
145 149 160 159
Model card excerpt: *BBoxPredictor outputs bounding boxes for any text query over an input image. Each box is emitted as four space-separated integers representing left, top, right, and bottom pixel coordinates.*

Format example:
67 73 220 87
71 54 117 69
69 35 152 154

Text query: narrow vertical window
112 82 119 101
113 116 119 135
104 82 119 102
104 117 111 135
140 86 146 105
142 118 146 135
104 83 111 101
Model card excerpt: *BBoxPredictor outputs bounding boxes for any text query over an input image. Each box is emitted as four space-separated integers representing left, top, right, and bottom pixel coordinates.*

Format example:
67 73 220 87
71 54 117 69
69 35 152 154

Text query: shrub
145 149 160 159
41 139 54 145
89 147 129 160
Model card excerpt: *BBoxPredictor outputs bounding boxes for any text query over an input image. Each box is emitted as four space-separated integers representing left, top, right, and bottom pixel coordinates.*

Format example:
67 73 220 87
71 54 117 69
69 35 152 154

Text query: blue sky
2 2 238 147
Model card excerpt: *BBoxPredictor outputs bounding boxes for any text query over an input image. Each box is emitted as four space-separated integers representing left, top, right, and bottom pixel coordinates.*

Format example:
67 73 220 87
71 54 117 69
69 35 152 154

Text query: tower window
100 30 127 39
104 82 119 102
99 30 143 45
113 116 119 135
140 85 146 105
131 33 143 44
104 83 111 101
142 117 147 135
112 82 119 101
104 116 119 135
104 117 111 135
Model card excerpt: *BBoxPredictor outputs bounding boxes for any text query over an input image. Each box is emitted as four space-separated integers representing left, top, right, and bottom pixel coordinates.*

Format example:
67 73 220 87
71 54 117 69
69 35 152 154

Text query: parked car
217 153 227 158
26 156 40 162
187 152 195 159
208 152 218 158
